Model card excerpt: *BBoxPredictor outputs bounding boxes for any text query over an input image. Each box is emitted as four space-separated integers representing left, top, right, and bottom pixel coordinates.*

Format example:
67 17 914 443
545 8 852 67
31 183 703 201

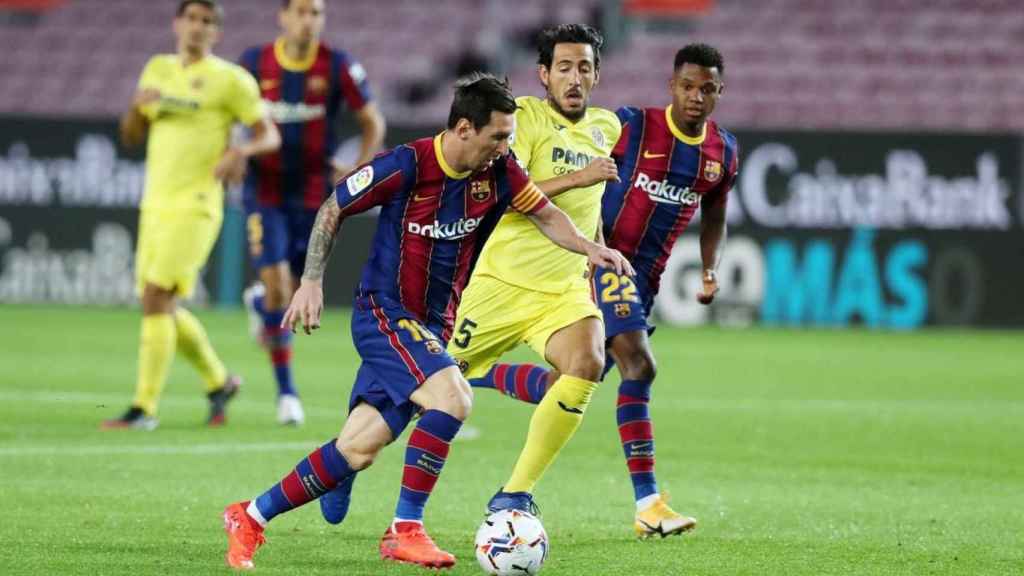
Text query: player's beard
547 95 587 122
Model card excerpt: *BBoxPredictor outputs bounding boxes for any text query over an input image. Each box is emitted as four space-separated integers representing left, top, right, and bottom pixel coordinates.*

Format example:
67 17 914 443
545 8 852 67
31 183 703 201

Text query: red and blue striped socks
249 440 354 524
394 410 461 522
470 363 551 404
617 379 658 501
263 311 296 397
254 294 297 398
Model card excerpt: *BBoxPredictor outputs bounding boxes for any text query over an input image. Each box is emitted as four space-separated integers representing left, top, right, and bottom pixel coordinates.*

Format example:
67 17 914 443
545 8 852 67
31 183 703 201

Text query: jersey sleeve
611 106 641 159
135 56 163 120
238 46 261 78
334 50 372 111
334 145 413 216
226 65 266 126
505 155 548 215
704 139 739 211
510 100 537 172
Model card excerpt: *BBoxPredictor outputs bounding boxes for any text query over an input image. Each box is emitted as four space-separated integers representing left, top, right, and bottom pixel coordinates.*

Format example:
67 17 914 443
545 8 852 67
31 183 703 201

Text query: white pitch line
0 440 322 457
0 389 342 417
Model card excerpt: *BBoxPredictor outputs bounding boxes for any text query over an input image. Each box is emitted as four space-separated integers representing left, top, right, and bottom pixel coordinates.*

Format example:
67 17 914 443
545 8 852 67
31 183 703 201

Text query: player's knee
620 351 657 381
263 282 291 310
416 373 473 421
564 346 605 382
335 439 378 471
437 378 473 421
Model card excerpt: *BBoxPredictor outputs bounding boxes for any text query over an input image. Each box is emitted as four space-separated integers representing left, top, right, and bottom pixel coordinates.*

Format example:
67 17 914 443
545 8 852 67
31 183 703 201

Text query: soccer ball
474 509 549 575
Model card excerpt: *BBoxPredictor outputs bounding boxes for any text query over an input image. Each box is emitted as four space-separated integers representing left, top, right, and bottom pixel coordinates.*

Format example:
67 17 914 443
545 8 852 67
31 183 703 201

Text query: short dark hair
447 73 517 130
536 24 604 70
674 43 724 75
176 0 223 24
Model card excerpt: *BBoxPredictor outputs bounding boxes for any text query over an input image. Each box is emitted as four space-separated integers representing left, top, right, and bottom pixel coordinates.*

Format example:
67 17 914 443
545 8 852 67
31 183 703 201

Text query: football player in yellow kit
448 24 623 513
103 0 280 430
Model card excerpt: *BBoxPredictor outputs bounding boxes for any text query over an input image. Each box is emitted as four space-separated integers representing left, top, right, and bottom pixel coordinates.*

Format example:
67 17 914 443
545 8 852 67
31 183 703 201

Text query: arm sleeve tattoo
301 195 343 282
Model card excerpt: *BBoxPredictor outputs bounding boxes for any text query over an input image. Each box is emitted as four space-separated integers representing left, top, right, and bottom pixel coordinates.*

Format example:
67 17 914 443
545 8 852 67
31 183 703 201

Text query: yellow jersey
136 54 264 217
472 96 621 293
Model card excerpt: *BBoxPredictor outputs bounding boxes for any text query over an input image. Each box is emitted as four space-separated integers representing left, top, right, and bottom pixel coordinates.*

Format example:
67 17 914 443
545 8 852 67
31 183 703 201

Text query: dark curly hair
536 24 604 70
674 43 724 75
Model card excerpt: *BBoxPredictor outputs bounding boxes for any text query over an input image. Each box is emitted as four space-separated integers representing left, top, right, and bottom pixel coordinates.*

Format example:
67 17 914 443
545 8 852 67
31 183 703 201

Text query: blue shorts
244 202 318 278
348 296 456 437
592 264 654 341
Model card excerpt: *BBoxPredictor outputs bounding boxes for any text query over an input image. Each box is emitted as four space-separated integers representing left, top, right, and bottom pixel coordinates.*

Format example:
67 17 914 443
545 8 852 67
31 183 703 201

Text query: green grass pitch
0 305 1021 575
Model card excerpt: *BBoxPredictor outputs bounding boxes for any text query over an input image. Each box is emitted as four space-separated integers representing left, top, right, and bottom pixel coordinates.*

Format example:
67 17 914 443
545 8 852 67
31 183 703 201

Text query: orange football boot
379 522 456 569
223 501 266 570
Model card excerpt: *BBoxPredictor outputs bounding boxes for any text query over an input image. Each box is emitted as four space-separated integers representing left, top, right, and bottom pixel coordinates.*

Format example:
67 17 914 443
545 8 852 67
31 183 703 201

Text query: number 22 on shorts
599 272 638 303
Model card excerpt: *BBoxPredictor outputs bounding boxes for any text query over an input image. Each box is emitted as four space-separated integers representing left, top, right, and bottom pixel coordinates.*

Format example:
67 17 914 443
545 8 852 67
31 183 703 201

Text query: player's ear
592 67 600 88
537 65 549 91
454 118 474 140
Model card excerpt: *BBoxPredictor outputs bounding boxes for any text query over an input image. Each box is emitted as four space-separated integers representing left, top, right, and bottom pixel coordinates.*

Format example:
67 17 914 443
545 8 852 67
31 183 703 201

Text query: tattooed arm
302 195 344 282
282 195 344 334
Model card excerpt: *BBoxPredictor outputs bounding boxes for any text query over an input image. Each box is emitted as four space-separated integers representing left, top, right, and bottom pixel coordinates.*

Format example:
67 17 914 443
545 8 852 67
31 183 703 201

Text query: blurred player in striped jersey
473 43 738 538
103 0 280 431
221 74 631 570
239 0 386 425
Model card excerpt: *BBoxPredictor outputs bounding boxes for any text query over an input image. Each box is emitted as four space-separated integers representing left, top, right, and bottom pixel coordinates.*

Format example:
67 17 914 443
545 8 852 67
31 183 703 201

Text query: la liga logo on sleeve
347 166 374 196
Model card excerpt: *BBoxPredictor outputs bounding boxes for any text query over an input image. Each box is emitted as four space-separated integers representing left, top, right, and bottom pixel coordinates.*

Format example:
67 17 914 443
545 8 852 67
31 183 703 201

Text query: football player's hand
576 157 619 187
133 88 162 109
585 242 634 277
697 270 719 305
214 147 247 184
283 279 324 335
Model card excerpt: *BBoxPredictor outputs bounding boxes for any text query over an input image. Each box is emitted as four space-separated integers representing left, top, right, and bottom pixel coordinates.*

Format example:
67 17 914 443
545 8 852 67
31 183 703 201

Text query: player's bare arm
526 201 634 276
282 194 342 334
214 116 281 184
535 156 618 198
119 88 161 148
333 102 386 180
697 198 727 305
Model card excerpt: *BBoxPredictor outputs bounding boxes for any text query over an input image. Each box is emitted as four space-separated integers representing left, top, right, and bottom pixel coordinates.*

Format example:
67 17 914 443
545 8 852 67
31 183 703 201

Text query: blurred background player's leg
244 208 304 425
102 282 176 430
105 211 240 429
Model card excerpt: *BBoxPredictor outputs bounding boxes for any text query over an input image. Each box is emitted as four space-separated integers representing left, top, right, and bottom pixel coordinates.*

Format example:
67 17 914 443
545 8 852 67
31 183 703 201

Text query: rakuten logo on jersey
264 100 326 124
407 217 484 240
635 172 699 205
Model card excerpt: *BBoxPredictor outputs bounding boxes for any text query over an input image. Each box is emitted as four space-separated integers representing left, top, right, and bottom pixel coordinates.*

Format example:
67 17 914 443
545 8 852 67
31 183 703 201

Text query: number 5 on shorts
451 318 477 349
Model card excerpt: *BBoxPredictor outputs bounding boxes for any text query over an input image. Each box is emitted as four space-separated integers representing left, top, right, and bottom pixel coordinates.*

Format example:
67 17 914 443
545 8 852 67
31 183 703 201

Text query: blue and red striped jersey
603 106 738 297
240 39 373 210
336 135 548 341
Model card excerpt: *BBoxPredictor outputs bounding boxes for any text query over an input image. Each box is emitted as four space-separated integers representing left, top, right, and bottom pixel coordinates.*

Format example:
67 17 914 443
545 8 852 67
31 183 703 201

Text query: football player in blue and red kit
472 44 739 538
239 0 385 425
221 74 632 570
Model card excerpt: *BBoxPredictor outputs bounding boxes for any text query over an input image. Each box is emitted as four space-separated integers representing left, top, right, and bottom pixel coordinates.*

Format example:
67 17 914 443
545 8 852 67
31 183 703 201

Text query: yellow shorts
135 209 221 298
447 274 600 379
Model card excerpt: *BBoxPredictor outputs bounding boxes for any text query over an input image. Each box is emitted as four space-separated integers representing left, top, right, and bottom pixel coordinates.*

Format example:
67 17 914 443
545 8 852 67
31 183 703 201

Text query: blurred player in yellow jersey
447 24 624 513
103 0 280 430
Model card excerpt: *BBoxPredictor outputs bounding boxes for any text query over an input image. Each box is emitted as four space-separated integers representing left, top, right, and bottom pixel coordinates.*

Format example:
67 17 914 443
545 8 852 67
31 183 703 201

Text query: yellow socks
174 307 227 392
132 314 176 415
504 374 598 492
